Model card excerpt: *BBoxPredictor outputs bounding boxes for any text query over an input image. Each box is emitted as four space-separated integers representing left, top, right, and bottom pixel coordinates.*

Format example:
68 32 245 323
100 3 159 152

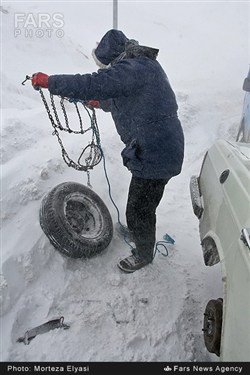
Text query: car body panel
190 139 250 361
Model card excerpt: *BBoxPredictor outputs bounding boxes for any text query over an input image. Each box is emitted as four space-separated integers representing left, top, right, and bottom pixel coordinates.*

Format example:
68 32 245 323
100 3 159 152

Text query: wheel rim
204 311 216 337
203 299 223 356
64 193 103 239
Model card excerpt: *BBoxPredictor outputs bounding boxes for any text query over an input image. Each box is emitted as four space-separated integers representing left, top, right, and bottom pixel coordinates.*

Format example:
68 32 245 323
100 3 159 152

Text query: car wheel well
201 236 220 266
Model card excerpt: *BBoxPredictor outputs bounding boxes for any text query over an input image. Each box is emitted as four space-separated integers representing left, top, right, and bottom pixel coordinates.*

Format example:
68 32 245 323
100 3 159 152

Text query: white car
190 139 250 359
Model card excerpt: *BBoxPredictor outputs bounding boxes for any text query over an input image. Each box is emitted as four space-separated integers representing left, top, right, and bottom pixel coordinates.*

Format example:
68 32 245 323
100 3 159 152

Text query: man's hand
85 100 100 109
31 72 49 90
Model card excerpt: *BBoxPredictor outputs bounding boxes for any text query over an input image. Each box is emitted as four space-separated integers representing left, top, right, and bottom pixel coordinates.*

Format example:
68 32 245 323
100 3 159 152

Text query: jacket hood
92 29 159 68
125 44 159 60
93 29 129 67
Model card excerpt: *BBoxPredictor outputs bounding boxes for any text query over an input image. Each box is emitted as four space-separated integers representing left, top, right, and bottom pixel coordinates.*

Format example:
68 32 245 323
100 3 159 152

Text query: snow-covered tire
203 298 223 357
39 182 113 258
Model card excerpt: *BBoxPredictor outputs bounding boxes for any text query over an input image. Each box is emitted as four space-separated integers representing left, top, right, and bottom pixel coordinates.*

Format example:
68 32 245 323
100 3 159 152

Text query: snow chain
22 75 102 187
39 88 102 176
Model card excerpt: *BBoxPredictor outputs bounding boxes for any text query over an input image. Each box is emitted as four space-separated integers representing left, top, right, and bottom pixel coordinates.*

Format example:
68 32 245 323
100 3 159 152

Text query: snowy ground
1 0 249 362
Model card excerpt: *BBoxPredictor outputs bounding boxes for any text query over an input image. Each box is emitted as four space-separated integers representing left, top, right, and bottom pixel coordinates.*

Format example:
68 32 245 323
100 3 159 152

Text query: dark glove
85 100 100 109
31 72 49 90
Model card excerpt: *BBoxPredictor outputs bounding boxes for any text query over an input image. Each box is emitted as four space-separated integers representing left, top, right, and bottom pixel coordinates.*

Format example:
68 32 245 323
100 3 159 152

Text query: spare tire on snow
39 182 113 258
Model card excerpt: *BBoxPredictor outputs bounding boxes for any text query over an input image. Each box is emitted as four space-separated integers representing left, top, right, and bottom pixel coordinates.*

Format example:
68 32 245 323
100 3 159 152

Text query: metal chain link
74 102 83 133
39 88 102 172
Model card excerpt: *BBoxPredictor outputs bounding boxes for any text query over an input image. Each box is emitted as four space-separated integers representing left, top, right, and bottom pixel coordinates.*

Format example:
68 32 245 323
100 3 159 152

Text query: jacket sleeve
48 59 146 100
99 99 112 112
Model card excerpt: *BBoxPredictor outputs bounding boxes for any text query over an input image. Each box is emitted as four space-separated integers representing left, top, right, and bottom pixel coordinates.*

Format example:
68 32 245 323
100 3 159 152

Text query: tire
39 182 113 258
203 298 223 357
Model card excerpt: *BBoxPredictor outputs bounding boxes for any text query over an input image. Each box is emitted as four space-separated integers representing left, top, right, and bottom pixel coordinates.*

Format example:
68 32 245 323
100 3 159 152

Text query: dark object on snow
243 77 250 92
202 298 223 357
17 316 70 345
117 253 152 273
40 182 113 258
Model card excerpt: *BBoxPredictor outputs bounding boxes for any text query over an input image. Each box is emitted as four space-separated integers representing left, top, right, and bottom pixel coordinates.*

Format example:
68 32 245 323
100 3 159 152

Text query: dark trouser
126 176 169 261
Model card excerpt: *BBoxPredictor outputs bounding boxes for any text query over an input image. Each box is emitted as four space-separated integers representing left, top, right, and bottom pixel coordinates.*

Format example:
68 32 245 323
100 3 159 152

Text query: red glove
31 72 49 90
85 100 100 109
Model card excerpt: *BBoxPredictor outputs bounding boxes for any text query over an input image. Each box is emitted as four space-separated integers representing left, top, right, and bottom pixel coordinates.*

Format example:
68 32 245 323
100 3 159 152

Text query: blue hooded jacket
48 29 184 179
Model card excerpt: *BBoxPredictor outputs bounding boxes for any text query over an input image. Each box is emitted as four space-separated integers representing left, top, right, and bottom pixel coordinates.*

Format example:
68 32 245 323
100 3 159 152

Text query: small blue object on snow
163 233 175 244
154 233 175 258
